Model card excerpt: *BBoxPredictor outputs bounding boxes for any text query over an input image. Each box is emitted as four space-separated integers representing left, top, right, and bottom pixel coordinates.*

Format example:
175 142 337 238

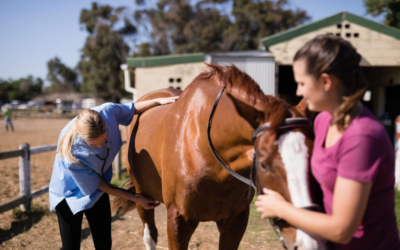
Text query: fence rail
0 140 126 214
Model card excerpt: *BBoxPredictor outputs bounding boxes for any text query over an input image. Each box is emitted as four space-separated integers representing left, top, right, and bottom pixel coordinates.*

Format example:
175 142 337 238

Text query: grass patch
2 203 52 241
111 171 130 187
248 195 280 241
12 203 51 220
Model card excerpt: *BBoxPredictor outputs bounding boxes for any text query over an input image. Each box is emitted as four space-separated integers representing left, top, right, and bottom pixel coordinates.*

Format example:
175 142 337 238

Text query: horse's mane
196 63 293 136
196 63 270 106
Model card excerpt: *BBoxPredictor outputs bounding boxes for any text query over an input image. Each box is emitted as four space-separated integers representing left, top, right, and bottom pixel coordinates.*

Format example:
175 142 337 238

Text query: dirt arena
0 117 282 249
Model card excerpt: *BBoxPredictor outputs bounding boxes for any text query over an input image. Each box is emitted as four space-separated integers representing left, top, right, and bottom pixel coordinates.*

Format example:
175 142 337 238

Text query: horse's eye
261 164 269 171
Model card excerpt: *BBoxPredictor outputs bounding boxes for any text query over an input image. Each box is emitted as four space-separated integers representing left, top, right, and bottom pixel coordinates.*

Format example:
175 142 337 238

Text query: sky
0 0 385 83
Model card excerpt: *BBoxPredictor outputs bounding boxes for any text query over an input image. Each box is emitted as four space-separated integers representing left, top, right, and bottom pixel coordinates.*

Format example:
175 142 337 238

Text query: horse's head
229 95 325 250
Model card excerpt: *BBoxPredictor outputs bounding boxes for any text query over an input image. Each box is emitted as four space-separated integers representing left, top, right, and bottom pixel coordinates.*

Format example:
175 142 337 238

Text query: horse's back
137 88 181 102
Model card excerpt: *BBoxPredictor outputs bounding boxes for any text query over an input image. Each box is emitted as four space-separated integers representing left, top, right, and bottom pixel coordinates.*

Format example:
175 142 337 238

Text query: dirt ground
0 117 282 250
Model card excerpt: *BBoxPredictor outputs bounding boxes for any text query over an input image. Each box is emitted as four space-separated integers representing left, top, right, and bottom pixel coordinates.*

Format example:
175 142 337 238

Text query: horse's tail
111 178 137 215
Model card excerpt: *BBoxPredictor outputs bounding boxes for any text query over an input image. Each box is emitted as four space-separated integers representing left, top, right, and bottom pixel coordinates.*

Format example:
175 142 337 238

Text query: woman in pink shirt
255 34 400 249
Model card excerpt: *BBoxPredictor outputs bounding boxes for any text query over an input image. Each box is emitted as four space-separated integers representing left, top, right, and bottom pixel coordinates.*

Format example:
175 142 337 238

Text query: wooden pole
19 143 31 212
114 149 122 180
113 129 123 180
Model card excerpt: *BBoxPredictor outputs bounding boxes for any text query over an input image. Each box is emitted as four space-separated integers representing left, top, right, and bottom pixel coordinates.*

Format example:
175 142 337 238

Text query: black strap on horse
206 87 313 193
206 87 257 190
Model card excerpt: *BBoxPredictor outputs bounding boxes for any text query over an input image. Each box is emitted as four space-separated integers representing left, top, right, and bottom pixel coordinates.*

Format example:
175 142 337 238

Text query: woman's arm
135 96 178 114
255 177 372 244
98 179 160 210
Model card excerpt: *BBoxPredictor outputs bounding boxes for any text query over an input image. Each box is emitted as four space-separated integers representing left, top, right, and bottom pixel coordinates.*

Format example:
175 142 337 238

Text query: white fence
0 141 125 214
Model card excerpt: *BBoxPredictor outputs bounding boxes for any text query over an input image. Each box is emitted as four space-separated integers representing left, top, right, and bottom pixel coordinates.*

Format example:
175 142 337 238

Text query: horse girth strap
206 88 257 189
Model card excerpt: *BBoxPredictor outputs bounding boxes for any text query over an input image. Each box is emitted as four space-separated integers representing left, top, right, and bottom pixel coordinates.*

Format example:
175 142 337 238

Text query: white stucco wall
134 62 207 98
270 21 400 66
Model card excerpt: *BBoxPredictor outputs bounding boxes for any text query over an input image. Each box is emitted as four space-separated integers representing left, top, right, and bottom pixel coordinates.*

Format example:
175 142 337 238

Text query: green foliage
229 0 309 50
0 76 43 103
46 57 80 93
31 0 308 102
78 2 137 102
364 0 400 29
12 203 51 220
134 0 309 54
111 171 130 187
133 43 152 57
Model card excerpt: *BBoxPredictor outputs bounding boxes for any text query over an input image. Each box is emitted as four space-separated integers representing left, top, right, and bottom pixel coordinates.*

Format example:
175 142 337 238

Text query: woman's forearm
278 203 352 244
97 179 140 202
134 99 160 114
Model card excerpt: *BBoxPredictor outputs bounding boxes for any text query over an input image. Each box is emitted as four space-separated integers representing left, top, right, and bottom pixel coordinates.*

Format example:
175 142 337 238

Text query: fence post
113 150 121 180
19 143 31 212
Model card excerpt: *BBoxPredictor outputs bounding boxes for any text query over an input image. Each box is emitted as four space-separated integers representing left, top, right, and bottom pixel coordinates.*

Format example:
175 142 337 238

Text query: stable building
123 52 275 100
261 12 400 138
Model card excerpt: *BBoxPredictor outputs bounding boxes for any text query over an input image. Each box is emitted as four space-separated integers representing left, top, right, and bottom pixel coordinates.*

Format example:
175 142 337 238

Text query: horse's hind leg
167 203 199 250
137 204 158 250
216 205 250 250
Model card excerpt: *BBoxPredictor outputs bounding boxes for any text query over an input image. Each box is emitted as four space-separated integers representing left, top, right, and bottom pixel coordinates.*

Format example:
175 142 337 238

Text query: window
177 78 182 83
346 33 351 38
336 33 341 37
345 24 350 29
169 78 174 83
337 24 342 29
354 33 359 38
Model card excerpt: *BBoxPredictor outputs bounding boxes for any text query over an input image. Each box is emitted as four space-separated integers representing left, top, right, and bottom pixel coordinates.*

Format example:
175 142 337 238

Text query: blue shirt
49 102 135 214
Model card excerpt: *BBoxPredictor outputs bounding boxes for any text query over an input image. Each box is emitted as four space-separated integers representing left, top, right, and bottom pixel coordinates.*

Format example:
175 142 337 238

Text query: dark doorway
385 85 400 143
278 65 301 106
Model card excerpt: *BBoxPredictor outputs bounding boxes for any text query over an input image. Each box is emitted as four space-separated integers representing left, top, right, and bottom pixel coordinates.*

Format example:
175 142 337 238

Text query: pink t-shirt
311 108 400 250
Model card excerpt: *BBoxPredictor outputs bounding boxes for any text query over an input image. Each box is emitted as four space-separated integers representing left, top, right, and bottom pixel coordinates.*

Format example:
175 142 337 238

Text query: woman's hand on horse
135 196 161 210
156 96 179 105
255 188 288 219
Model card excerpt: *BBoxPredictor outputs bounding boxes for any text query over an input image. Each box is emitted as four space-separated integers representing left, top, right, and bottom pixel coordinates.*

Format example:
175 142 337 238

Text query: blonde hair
294 34 368 131
58 109 106 163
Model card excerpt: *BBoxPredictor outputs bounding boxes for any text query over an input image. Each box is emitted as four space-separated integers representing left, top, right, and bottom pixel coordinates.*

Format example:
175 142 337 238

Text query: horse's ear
295 98 316 120
226 92 264 129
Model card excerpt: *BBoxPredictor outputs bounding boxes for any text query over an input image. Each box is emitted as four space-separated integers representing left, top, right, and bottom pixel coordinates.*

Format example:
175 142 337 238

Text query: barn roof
260 11 400 49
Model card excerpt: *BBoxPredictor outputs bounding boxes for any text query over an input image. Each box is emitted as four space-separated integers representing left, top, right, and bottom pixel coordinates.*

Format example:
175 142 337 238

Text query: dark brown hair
294 34 368 131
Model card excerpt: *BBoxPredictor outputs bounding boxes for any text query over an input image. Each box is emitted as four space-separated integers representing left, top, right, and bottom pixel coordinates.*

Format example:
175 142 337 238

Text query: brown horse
113 64 325 250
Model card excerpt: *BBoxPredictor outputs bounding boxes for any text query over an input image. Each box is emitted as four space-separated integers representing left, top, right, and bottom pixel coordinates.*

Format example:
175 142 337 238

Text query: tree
134 0 233 54
228 0 309 50
364 0 400 29
46 57 80 93
134 0 309 54
78 2 137 102
0 76 43 103
133 43 152 57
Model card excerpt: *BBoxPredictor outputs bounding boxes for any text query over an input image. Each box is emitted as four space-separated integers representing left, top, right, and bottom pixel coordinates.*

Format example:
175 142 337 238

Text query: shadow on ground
0 205 48 244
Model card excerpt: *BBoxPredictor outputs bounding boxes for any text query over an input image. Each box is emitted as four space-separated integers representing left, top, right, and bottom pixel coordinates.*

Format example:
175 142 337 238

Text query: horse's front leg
166 202 199 250
136 195 158 250
216 205 250 250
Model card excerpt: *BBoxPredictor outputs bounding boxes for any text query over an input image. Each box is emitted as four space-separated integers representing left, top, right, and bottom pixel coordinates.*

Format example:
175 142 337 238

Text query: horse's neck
206 87 255 167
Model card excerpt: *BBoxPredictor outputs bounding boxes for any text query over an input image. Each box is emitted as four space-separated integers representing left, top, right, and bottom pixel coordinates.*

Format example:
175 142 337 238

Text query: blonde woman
49 97 177 250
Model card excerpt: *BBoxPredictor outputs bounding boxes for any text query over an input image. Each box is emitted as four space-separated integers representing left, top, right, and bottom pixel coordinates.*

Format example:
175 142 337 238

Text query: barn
262 11 400 140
